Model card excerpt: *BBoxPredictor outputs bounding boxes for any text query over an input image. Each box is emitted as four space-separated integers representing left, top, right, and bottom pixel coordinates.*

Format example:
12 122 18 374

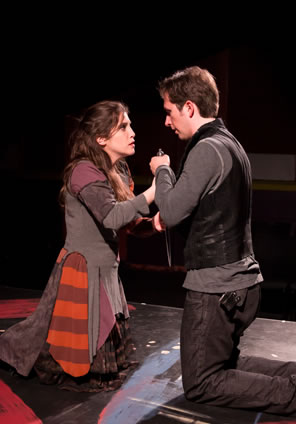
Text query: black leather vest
178 119 254 270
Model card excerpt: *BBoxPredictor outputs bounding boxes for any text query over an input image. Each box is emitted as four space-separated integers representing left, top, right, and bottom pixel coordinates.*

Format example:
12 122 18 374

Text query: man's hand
152 212 166 232
149 155 170 175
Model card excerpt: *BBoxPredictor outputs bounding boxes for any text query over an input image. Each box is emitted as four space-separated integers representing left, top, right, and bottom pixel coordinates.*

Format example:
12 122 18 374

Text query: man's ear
184 100 195 118
96 137 107 146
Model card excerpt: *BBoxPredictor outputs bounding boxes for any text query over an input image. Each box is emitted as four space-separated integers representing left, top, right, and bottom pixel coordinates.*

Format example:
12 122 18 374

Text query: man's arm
154 141 225 228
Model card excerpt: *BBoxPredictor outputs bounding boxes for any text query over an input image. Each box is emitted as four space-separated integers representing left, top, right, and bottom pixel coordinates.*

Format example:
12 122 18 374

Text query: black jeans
180 284 296 416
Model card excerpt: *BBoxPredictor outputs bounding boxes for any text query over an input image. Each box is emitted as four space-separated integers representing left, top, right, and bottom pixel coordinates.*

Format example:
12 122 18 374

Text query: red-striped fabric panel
47 252 90 377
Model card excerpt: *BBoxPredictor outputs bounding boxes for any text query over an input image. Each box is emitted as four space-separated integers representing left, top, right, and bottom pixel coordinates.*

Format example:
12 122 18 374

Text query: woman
0 100 162 392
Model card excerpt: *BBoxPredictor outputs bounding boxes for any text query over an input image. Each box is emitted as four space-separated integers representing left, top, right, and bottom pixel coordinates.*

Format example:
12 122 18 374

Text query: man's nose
165 116 171 127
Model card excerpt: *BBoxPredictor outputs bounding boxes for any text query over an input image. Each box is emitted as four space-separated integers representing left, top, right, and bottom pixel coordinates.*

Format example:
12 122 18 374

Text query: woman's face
98 112 136 163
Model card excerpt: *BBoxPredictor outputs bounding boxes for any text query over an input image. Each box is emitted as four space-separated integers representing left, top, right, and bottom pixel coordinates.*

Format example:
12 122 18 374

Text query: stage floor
0 286 296 424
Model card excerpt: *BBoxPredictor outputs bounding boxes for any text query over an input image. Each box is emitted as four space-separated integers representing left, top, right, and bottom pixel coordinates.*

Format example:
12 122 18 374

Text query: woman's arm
71 161 154 231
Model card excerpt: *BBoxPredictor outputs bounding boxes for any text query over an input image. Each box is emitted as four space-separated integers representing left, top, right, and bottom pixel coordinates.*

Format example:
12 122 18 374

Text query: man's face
163 93 192 140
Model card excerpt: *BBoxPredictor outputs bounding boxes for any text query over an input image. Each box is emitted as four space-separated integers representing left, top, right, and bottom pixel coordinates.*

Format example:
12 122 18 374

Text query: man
150 66 296 416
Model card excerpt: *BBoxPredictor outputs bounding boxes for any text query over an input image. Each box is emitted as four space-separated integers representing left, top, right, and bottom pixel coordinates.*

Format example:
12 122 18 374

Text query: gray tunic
66 161 150 359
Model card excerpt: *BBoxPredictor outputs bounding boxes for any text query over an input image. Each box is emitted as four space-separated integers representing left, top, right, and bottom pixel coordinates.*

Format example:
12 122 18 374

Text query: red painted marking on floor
0 379 42 424
127 304 136 311
0 299 40 318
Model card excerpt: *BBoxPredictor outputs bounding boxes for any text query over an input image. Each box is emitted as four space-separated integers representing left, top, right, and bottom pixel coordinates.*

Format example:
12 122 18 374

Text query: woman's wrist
143 186 155 205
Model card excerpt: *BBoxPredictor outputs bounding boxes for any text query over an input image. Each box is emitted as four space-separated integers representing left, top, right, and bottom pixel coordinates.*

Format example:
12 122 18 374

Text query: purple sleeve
70 161 107 194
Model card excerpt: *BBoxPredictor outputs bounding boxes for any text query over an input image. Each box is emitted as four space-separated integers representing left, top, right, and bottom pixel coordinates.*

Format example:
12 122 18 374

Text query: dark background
1 13 295 319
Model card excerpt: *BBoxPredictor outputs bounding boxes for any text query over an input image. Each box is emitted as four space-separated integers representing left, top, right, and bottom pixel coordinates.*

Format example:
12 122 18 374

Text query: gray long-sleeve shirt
155 138 263 293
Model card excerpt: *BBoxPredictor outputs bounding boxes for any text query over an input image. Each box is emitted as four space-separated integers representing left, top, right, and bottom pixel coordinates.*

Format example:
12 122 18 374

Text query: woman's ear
96 137 107 146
